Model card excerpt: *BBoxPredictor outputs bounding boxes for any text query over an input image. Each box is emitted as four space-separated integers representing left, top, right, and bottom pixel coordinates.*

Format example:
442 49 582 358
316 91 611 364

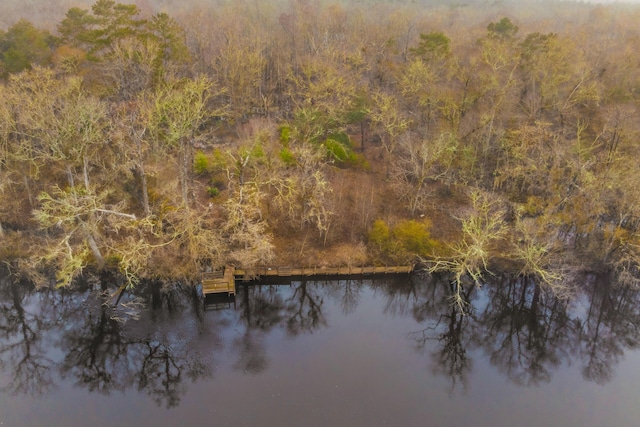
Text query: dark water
1 273 639 427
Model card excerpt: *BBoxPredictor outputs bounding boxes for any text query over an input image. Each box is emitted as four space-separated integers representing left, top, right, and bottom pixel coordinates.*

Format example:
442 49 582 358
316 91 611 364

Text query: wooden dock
202 266 236 296
201 265 414 296
235 265 414 280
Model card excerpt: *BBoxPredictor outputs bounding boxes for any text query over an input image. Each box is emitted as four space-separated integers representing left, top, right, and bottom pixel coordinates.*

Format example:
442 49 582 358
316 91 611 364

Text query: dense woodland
1 0 640 297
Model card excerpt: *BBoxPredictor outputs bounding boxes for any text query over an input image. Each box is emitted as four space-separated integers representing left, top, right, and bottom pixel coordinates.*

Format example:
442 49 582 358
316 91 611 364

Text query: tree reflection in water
471 275 572 386
326 278 365 315
0 273 215 408
2 270 640 407
60 281 215 408
59 280 130 394
0 271 58 396
284 280 326 336
405 274 475 392
232 279 328 374
233 283 284 375
375 274 419 317
400 272 640 390
577 275 640 384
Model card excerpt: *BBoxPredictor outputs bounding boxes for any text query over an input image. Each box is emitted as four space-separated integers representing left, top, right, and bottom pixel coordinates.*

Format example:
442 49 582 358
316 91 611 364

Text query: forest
1 0 640 298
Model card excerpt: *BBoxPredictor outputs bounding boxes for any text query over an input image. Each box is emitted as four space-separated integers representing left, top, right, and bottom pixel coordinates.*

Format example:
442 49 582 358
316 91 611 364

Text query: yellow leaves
222 183 274 268
520 196 546 217
5 67 108 177
479 37 516 73
54 245 90 288
150 76 224 145
369 90 410 154
32 183 154 286
130 206 220 280
34 186 92 228
368 219 391 252
611 226 630 245
399 58 436 105
26 228 91 288
509 216 571 296
368 218 439 263
270 144 333 236
105 36 161 96
392 132 459 213
494 121 561 195
289 58 360 135
211 38 266 120
52 44 87 74
427 188 507 288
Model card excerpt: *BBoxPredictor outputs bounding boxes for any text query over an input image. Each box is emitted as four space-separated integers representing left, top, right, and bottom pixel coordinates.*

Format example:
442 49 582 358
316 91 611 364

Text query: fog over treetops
2 0 639 29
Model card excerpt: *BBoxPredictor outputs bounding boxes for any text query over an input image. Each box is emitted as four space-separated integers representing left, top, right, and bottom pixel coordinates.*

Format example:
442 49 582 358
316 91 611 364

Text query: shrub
195 149 228 175
211 148 228 170
393 220 436 256
278 125 291 144
368 218 438 262
279 147 296 166
325 137 352 162
369 219 391 252
194 151 210 175
324 132 354 163
345 152 370 170
206 186 220 198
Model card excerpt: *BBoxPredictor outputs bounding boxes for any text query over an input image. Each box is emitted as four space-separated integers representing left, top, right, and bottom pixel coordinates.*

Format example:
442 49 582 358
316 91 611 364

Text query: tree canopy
1 0 640 295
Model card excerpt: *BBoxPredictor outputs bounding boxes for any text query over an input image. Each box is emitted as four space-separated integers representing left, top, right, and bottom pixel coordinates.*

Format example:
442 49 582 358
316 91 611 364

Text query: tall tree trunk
22 174 34 210
84 227 105 268
179 149 189 207
179 139 194 208
83 155 90 191
133 133 151 217
138 164 151 217
66 165 76 189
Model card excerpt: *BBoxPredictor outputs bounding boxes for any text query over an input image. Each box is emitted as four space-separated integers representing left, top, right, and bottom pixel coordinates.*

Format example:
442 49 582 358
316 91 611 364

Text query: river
1 272 639 426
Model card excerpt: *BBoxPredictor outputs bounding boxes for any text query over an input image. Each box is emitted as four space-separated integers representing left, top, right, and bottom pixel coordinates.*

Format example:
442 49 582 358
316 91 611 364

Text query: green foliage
326 131 350 147
278 125 291 144
210 148 227 171
368 219 436 261
279 147 296 166
194 151 209 175
147 12 190 66
345 152 370 170
345 94 368 124
282 114 356 164
249 143 265 160
0 20 55 76
487 17 519 39
520 32 557 62
410 31 450 60
206 186 220 198
58 1 142 59
368 219 391 252
292 107 328 143
324 132 354 162
2 0 639 293
58 0 188 73
393 220 436 255
195 150 228 195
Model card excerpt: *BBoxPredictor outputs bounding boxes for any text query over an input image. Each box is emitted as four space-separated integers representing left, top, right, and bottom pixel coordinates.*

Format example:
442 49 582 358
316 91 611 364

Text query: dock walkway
234 265 413 279
201 265 413 296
